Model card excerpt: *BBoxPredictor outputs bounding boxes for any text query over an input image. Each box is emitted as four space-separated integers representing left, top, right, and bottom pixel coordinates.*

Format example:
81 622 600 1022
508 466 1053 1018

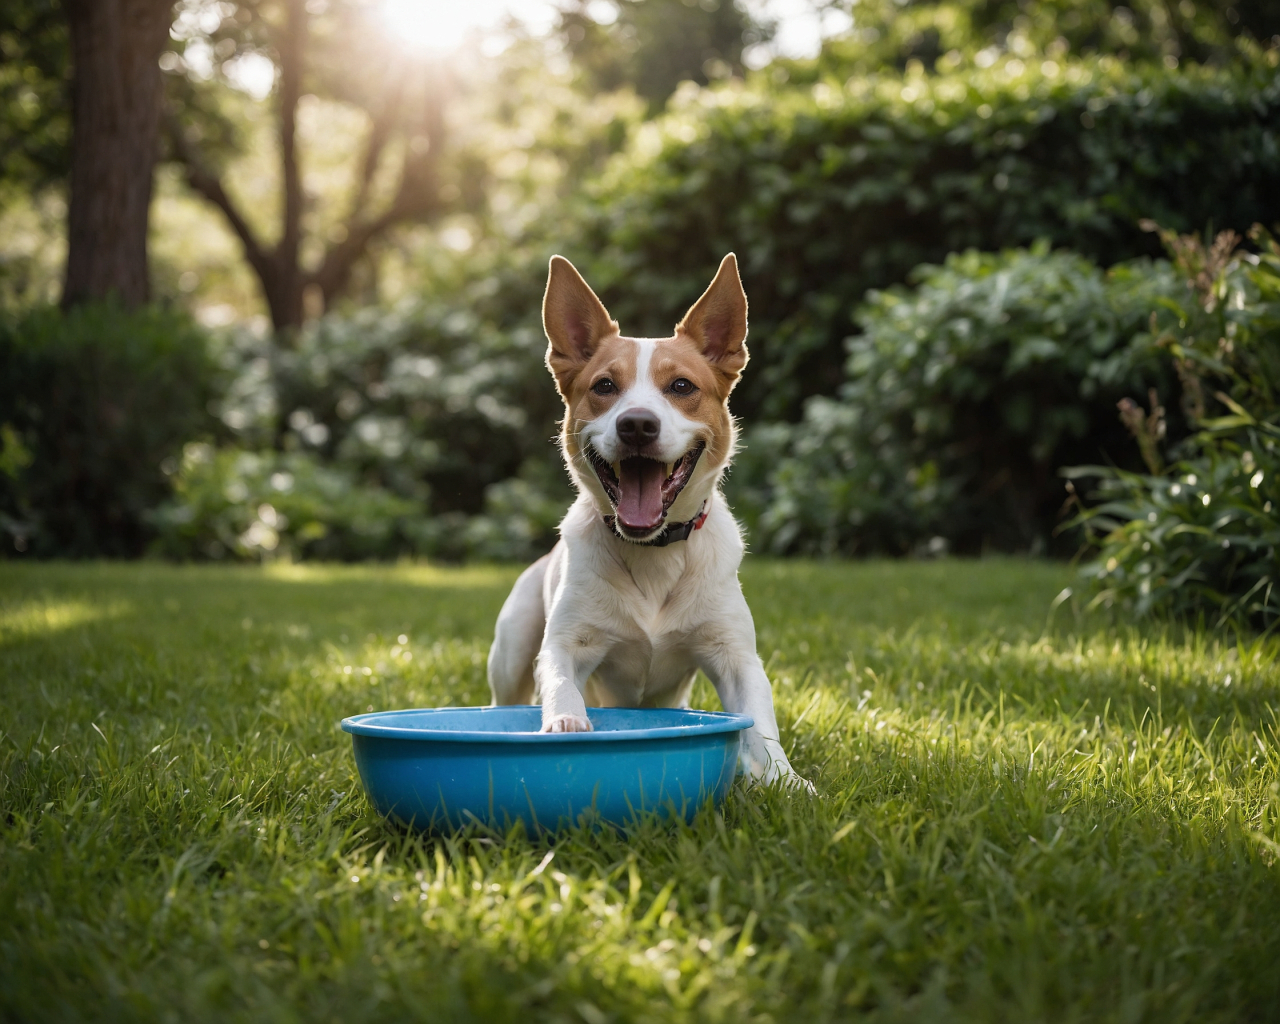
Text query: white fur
488 337 807 786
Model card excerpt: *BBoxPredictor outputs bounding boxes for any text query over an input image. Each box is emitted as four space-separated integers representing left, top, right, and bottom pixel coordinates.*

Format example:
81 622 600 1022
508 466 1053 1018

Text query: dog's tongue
616 457 665 532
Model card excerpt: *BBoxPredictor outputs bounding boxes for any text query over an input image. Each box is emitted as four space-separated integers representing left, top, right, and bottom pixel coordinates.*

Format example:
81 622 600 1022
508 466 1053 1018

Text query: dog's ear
676 253 749 384
543 256 616 393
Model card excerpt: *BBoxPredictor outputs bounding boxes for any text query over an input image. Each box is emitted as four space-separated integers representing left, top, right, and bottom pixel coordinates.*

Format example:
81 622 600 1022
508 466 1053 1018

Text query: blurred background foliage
786 0 1279 78
730 245 1182 556
0 0 1277 625
0 301 219 556
558 0 776 109
566 53 1280 421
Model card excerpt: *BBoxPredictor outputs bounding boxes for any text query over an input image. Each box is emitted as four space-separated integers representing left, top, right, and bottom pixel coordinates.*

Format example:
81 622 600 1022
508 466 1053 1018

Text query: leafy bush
567 54 1280 421
0 302 218 557
730 245 1180 555
154 280 572 563
218 290 563 513
1068 226 1280 629
148 445 426 561
150 443 570 564
782 0 1270 80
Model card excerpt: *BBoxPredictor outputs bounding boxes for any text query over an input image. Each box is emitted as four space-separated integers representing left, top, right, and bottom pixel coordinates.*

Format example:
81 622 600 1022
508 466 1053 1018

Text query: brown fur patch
562 334 638 434
649 334 736 465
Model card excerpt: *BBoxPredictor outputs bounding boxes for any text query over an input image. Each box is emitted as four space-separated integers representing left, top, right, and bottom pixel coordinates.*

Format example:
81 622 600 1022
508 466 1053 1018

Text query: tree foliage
162 0 455 329
558 0 774 109
789 0 1280 80
0 0 70 189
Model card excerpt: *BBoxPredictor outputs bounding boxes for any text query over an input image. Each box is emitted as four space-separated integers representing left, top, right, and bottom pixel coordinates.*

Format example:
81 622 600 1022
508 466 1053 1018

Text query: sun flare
377 0 500 52
379 0 447 50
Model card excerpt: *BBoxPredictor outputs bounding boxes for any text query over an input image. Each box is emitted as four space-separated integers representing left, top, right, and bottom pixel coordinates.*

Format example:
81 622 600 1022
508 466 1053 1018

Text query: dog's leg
671 670 697 709
487 553 552 706
701 651 812 790
534 643 600 732
534 613 608 732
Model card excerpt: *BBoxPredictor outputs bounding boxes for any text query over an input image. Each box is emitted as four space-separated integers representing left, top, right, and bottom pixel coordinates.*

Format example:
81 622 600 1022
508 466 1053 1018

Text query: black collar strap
605 501 710 547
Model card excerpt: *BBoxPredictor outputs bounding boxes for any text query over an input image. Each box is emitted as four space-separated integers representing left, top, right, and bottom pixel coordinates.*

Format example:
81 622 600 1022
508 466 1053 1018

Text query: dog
486 253 807 786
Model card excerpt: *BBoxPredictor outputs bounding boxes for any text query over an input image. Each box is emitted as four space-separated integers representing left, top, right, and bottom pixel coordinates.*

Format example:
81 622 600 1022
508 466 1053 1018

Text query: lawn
1 558 1278 1023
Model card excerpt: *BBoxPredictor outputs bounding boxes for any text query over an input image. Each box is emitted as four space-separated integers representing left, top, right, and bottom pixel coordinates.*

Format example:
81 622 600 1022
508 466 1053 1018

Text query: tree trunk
268 0 307 332
62 0 173 309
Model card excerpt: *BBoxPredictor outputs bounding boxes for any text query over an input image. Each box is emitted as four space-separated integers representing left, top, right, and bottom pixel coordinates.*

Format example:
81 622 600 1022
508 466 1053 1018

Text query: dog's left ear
676 253 749 384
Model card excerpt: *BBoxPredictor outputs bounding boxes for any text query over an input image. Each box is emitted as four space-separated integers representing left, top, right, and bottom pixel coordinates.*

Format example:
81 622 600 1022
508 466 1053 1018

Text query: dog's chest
610 546 705 633
589 554 708 699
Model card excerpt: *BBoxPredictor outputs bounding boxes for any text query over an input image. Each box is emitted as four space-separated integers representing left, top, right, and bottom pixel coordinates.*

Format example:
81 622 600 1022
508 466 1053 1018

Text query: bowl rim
340 704 754 744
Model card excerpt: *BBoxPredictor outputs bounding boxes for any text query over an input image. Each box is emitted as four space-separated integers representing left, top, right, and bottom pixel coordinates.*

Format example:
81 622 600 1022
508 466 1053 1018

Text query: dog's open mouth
586 441 705 538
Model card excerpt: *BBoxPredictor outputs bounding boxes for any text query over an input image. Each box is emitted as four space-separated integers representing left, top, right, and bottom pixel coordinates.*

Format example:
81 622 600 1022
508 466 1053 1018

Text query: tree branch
346 82 404 226
309 75 447 306
308 208 398 301
164 112 272 283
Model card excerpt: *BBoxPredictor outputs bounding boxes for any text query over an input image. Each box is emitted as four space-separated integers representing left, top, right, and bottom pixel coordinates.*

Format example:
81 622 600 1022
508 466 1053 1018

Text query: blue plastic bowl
340 705 753 831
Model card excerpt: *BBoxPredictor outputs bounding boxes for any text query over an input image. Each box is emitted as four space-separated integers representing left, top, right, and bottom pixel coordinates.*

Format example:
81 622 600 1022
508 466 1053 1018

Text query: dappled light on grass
259 561 520 591
1 559 1278 1020
0 595 130 642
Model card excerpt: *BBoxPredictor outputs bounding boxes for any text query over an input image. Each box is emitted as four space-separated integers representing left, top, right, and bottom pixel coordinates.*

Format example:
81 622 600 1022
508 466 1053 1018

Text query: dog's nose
616 409 660 446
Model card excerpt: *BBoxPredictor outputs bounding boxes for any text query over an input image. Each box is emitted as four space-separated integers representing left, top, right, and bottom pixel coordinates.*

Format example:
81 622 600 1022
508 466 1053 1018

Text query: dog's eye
669 378 697 396
591 378 616 396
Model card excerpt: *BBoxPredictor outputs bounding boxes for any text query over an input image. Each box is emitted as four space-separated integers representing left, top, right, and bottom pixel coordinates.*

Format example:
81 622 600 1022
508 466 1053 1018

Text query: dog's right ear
543 256 616 394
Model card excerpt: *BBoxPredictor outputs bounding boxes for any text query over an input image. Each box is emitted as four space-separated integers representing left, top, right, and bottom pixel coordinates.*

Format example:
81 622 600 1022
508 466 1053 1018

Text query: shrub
148 445 427 561
154 283 572 563
0 302 218 557
730 245 1180 555
1068 226 1280 629
150 444 568 564
215 290 564 517
567 54 1280 422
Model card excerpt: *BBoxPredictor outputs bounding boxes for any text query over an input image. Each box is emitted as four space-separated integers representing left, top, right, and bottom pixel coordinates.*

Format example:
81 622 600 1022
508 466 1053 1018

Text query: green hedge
0 302 218 557
566 55 1280 421
730 245 1181 555
255 297 561 519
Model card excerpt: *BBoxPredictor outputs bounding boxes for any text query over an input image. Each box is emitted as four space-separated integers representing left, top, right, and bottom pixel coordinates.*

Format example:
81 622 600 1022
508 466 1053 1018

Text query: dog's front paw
541 714 593 733
759 763 816 794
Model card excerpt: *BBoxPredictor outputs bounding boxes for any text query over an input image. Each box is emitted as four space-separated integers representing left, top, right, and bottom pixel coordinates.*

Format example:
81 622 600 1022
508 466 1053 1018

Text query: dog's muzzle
585 441 706 540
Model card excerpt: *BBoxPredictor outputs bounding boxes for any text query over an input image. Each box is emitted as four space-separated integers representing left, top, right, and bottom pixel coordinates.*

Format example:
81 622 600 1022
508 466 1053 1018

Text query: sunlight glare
375 0 834 60
379 0 501 53
224 52 276 100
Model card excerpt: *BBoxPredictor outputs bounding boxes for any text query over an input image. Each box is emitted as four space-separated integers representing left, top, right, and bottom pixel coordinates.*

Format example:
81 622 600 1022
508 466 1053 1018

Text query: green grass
1 558 1278 1023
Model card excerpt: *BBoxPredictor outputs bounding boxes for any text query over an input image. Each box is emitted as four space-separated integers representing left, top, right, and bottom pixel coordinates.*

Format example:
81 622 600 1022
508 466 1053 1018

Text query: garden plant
1069 225 1280 630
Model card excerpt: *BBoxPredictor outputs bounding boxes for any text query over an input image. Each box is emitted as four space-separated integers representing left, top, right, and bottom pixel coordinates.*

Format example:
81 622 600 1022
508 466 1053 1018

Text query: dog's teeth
665 462 674 479
612 461 622 479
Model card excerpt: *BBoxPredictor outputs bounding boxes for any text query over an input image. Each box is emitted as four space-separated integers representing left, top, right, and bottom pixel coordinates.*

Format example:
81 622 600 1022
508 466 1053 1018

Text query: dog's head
542 253 749 543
